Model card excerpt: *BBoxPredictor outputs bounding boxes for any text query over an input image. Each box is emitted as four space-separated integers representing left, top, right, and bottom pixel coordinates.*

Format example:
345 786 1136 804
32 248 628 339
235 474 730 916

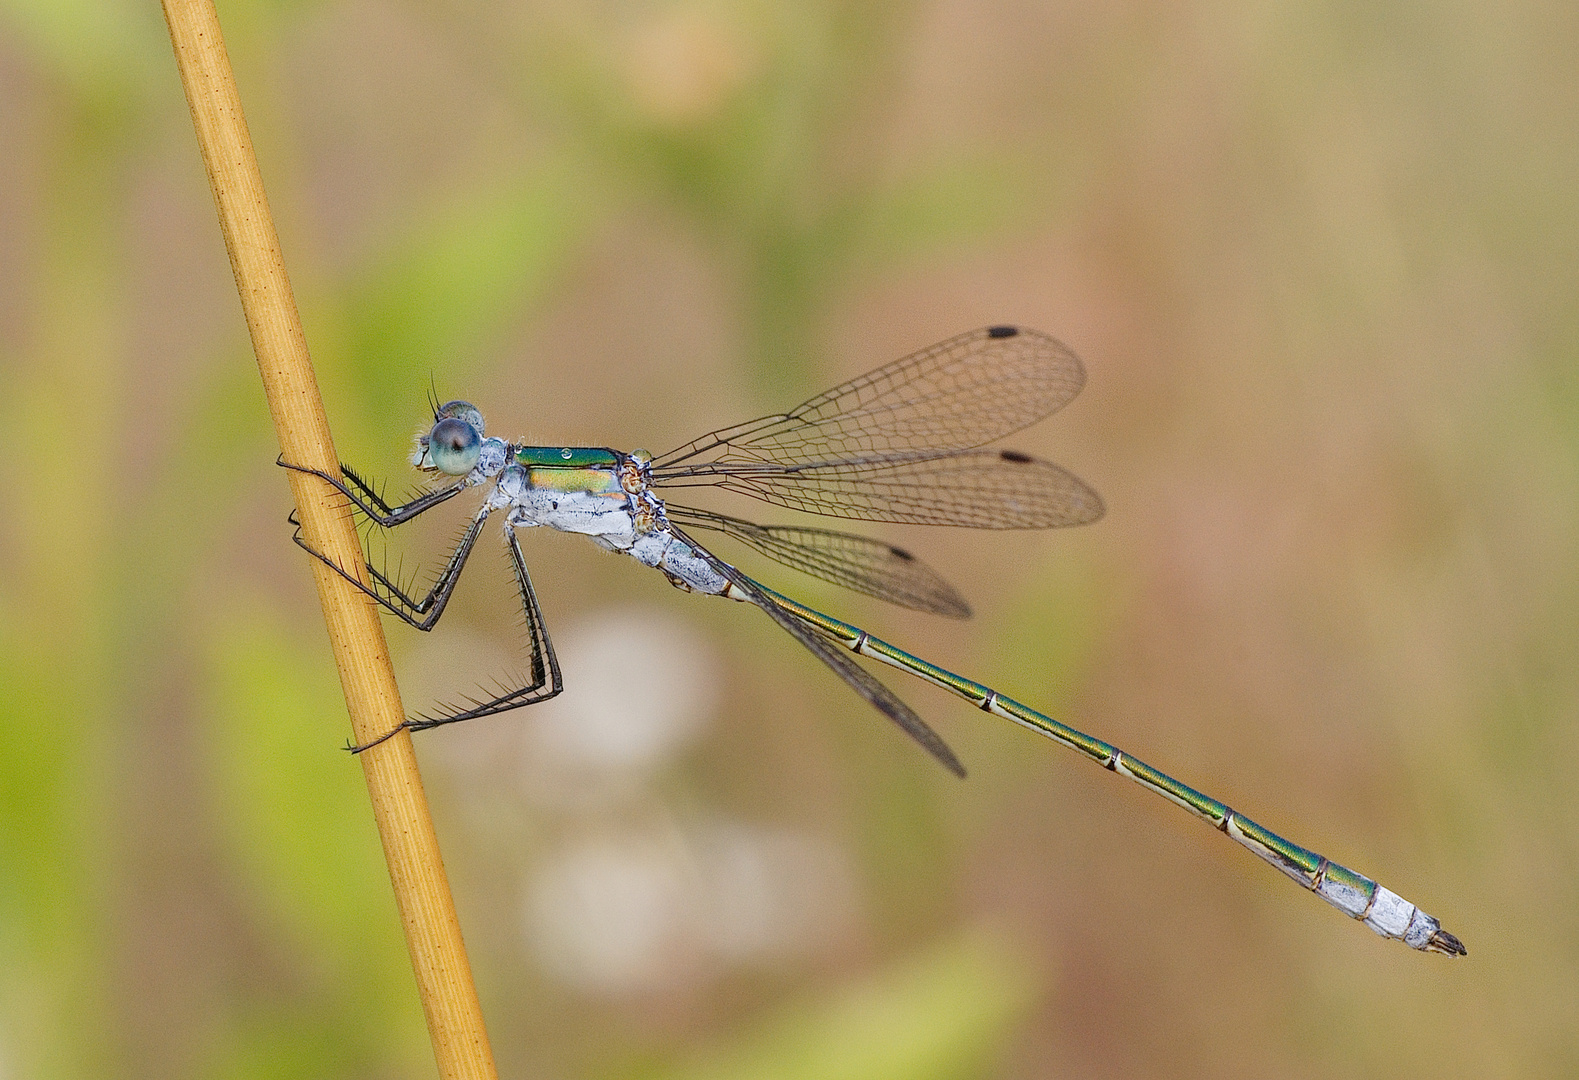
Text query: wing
654 326 1085 470
658 449 1104 529
664 524 967 777
666 506 972 618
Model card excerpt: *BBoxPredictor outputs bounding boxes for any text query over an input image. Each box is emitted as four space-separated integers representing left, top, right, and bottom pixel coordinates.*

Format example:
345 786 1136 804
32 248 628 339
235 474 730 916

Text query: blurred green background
1 0 1575 1076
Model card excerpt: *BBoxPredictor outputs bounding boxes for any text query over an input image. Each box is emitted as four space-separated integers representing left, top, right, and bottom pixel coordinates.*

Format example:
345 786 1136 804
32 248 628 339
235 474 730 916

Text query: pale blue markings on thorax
497 456 637 547
474 437 509 478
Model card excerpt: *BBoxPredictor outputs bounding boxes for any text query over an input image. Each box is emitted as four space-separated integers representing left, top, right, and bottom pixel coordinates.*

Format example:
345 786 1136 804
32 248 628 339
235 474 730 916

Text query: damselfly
284 325 1463 956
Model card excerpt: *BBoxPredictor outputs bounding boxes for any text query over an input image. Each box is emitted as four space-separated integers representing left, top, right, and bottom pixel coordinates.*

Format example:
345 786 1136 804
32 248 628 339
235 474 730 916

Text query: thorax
488 444 725 595
496 445 657 545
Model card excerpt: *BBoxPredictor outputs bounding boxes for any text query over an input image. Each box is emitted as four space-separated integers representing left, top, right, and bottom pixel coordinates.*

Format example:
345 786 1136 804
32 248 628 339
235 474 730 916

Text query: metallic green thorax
514 446 623 494
514 446 621 469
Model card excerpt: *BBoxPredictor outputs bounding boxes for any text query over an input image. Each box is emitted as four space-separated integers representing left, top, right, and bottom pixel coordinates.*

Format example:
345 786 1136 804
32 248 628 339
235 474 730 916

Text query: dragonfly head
412 400 485 476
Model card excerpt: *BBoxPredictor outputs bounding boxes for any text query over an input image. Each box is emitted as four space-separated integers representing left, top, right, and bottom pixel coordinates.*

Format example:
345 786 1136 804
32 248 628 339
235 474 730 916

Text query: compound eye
427 416 482 475
434 400 485 434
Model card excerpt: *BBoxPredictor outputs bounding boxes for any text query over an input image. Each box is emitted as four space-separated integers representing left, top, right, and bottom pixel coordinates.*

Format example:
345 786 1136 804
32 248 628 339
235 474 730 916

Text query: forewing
666 506 972 618
665 450 1103 529
655 326 1085 469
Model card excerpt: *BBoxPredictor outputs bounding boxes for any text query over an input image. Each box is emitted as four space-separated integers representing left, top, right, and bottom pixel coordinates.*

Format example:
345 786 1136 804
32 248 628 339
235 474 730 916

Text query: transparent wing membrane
666 506 972 617
654 326 1084 469
652 326 1100 529
660 449 1104 529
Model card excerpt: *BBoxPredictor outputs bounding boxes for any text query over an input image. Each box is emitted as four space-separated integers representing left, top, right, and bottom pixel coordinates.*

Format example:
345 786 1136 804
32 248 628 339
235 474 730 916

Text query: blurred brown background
1 0 1574 1077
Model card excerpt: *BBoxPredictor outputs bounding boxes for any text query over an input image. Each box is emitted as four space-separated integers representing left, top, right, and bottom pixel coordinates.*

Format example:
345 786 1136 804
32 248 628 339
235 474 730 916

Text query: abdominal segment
628 528 730 596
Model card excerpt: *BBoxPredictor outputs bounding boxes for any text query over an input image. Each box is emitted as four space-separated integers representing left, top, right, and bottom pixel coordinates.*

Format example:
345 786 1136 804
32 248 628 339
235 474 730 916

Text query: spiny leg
360 512 494 625
279 456 465 527
389 526 564 742
289 505 491 630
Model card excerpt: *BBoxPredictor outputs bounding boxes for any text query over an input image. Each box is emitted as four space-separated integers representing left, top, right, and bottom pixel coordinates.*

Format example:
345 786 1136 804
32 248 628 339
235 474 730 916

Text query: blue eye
427 417 482 475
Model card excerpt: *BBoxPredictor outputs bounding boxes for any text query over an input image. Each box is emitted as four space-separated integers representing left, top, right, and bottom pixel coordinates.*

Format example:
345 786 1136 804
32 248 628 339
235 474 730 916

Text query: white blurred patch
690 821 858 962
525 821 860 996
526 832 691 994
411 606 719 804
518 607 720 808
407 605 861 996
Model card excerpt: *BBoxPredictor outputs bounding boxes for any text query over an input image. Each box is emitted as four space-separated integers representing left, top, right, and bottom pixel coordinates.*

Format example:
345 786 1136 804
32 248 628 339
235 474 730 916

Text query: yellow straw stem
161 2 497 1076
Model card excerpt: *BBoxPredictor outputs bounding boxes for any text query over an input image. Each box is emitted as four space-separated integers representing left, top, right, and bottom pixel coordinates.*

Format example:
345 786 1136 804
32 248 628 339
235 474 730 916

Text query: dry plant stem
162 2 497 1077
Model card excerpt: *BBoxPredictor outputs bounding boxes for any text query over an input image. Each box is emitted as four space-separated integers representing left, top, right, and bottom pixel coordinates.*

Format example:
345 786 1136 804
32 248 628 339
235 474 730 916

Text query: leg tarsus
345 722 412 754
